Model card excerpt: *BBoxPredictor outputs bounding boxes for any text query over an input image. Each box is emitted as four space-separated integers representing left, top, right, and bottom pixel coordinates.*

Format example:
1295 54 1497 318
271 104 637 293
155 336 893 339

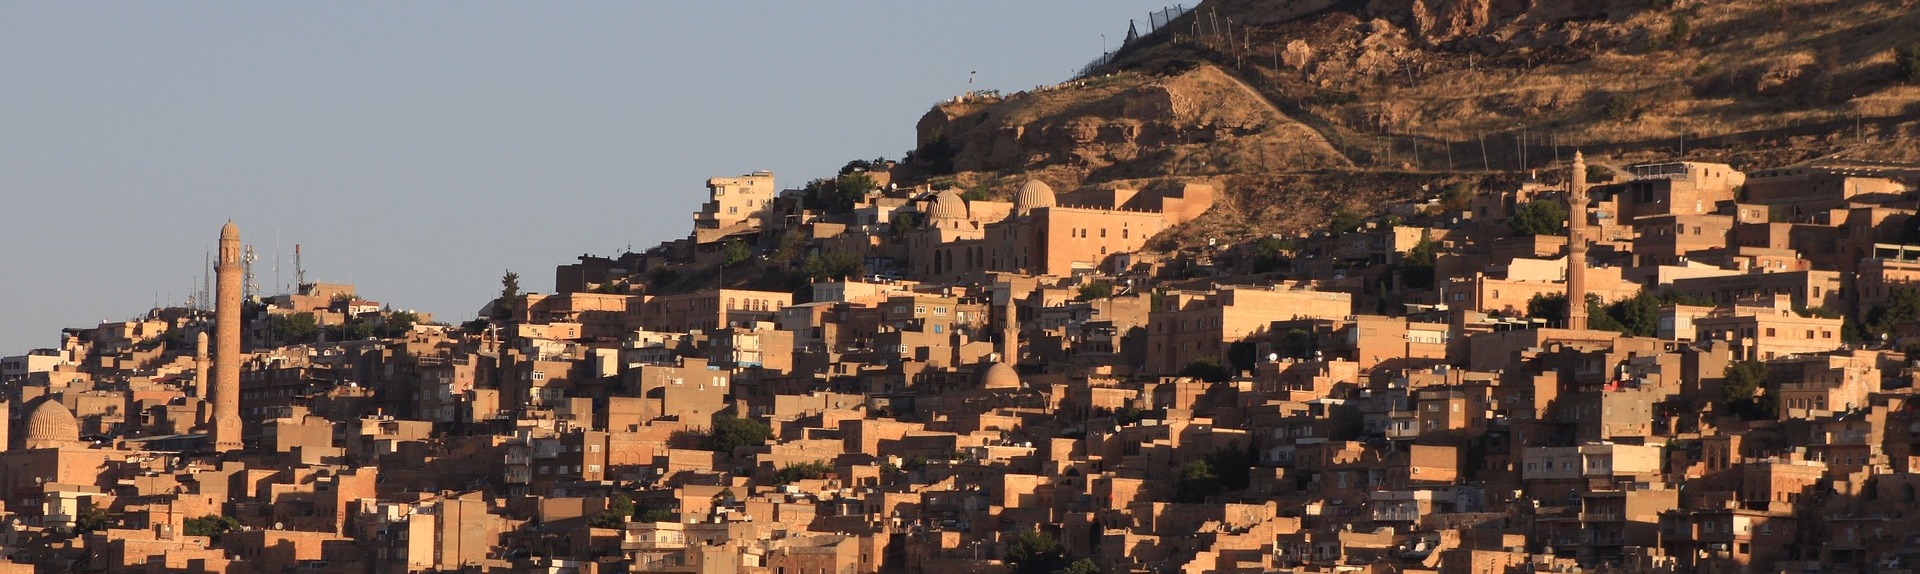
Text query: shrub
706 415 772 452
1328 209 1364 234
773 460 833 485
1586 164 1615 182
1005 528 1067 574
183 515 241 538
1247 236 1294 273
801 251 864 281
1901 43 1920 84
835 172 877 209
721 240 751 268
1723 360 1775 420
1175 460 1222 502
1179 358 1232 382
1603 93 1636 119
1077 281 1114 301
589 495 635 529
269 312 318 343
1508 199 1568 236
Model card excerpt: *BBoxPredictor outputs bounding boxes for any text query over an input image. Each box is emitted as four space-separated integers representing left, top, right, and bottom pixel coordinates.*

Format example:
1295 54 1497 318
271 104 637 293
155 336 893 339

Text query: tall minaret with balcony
1567 152 1591 331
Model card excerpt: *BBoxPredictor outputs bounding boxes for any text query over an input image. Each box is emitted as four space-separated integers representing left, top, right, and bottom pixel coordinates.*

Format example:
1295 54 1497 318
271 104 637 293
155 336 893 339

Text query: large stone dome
1012 180 1056 215
978 362 1021 389
23 398 80 449
926 189 969 222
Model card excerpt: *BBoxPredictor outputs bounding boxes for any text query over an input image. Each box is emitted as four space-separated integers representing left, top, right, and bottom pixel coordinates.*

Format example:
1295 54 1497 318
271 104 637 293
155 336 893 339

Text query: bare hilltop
899 0 1920 246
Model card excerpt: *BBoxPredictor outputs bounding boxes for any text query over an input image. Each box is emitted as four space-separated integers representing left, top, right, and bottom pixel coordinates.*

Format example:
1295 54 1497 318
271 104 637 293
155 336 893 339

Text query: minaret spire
1567 152 1590 331
213 221 244 452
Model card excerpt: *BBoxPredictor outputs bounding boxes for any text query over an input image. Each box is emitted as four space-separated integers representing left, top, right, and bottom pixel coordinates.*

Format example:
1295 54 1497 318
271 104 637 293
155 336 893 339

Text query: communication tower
243 245 259 301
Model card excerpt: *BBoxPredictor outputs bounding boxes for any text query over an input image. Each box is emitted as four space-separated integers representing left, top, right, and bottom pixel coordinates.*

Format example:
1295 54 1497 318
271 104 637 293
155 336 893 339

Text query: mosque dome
927 189 970 222
1012 180 1056 215
979 361 1021 389
23 399 80 449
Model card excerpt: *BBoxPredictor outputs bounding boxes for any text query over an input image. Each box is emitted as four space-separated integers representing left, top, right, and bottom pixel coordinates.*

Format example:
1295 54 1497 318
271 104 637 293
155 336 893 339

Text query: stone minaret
194 331 209 399
1567 152 1590 331
213 221 244 452
1001 292 1019 364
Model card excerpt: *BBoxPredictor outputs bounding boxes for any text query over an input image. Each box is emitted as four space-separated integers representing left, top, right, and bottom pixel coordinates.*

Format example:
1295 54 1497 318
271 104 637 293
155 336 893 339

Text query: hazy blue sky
0 2 1177 354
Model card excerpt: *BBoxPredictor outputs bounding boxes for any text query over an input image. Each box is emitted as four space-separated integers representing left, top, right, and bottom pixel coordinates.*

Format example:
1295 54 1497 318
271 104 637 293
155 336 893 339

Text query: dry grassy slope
1116 0 1920 167
911 0 1920 249
918 63 1350 190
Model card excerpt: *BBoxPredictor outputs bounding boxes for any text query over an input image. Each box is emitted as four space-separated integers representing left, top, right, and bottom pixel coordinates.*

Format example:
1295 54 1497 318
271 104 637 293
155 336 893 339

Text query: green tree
1586 164 1615 182
1607 292 1662 337
960 186 992 202
636 508 676 523
836 172 878 209
1602 289 1712 338
648 267 681 289
1179 358 1232 383
1866 287 1920 338
1004 528 1066 574
497 270 521 319
801 251 865 281
75 505 111 533
1723 360 1773 420
270 312 319 343
1205 446 1256 491
589 495 635 529
1076 281 1114 301
1509 199 1568 236
1901 43 1920 84
376 311 419 338
1437 182 1475 212
914 136 957 174
1063 558 1102 574
1175 459 1222 503
183 515 241 538
721 239 751 268
1247 236 1293 273
773 460 833 485
1526 292 1626 332
1328 209 1364 234
1279 328 1315 359
801 178 833 210
1604 93 1636 119
1400 234 1440 289
706 415 772 452
889 211 922 235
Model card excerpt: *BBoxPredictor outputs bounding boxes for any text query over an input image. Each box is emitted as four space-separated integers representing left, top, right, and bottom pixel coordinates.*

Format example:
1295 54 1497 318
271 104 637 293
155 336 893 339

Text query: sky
0 1 1178 354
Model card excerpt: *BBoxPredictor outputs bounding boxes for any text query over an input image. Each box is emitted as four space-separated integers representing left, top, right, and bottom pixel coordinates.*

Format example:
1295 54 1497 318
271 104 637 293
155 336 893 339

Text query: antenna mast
203 251 213 311
243 245 260 301
294 244 306 292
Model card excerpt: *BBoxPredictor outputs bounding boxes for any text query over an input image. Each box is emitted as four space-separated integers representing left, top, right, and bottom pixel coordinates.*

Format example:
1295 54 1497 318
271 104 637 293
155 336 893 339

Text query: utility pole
1479 133 1490 171
294 243 305 291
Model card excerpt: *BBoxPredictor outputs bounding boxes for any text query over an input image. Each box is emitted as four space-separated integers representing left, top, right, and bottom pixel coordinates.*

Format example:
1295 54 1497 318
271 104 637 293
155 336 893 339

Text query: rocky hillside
901 0 1920 247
